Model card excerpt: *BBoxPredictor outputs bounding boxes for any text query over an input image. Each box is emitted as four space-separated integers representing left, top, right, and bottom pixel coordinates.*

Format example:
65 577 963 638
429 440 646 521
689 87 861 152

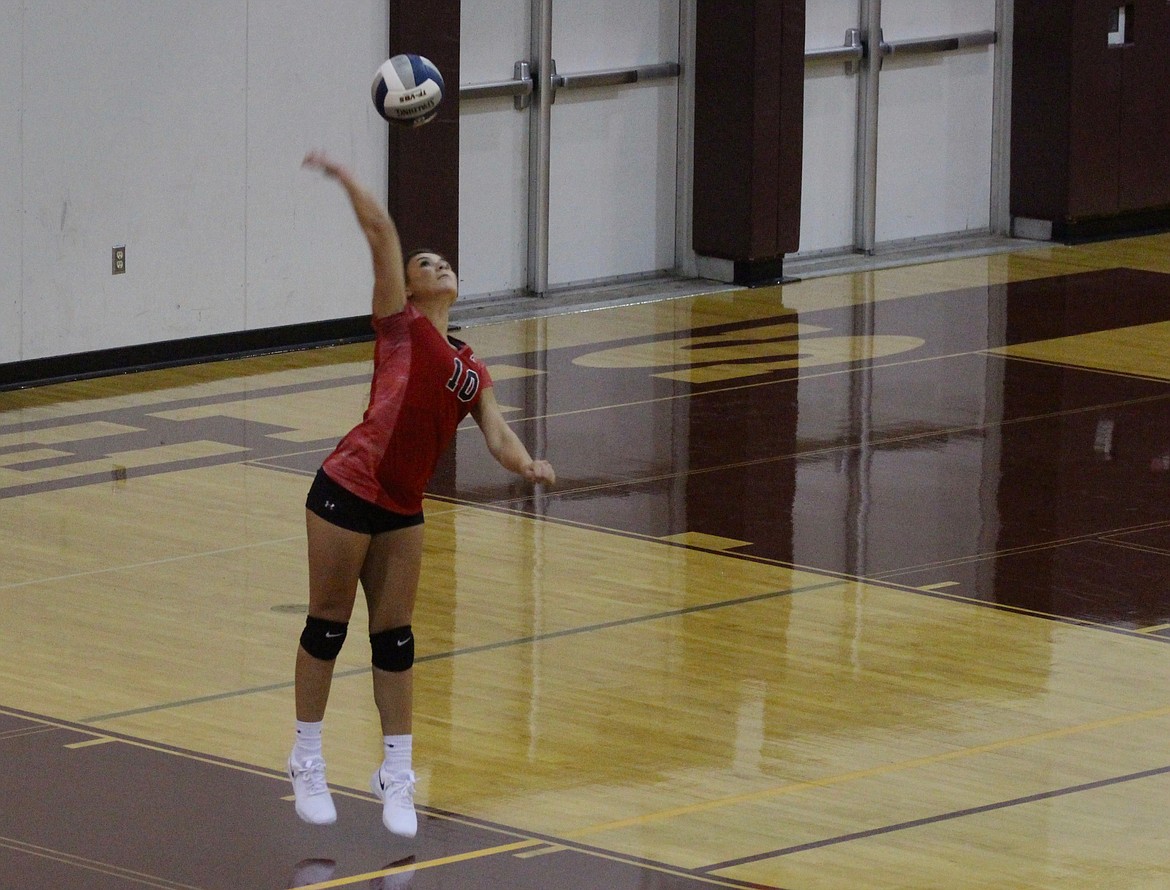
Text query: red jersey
322 303 492 514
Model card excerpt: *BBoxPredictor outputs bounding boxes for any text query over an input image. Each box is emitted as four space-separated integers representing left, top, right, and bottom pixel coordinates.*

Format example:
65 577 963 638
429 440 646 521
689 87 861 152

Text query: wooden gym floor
2 233 1170 889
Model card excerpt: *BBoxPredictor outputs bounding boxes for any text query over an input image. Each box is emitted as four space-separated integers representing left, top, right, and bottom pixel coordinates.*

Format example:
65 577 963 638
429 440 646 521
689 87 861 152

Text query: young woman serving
288 151 555 837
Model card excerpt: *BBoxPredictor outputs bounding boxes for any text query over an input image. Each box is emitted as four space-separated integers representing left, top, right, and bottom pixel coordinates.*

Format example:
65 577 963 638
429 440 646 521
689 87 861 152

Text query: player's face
406 253 458 302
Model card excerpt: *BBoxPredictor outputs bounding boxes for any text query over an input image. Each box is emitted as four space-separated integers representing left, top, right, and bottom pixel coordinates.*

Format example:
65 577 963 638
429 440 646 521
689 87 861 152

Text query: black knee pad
370 625 414 672
300 616 348 661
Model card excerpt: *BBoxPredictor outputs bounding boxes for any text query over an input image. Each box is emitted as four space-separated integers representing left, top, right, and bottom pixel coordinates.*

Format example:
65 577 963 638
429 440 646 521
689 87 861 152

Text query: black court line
435 492 1170 647
83 579 842 723
412 804 784 890
0 706 781 890
460 383 1170 509
699 763 1170 874
0 836 201 890
72 474 1170 725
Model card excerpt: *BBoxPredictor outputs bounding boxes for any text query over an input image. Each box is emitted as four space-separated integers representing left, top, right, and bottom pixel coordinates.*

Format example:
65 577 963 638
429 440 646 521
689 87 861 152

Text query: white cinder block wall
1 0 389 365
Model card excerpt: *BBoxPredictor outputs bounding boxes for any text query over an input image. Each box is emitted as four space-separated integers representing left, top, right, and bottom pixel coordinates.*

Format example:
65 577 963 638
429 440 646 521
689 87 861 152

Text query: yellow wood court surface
2 233 1170 889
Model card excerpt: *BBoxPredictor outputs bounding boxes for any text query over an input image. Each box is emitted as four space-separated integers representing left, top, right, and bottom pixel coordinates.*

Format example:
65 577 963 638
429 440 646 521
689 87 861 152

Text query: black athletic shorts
305 468 424 535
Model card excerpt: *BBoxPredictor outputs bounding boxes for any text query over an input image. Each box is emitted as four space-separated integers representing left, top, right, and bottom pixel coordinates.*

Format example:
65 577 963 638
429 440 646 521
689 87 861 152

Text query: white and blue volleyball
371 54 444 126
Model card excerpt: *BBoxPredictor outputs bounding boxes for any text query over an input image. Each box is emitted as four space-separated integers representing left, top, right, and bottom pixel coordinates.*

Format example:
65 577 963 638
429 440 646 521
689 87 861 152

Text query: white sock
383 734 412 774
293 720 324 764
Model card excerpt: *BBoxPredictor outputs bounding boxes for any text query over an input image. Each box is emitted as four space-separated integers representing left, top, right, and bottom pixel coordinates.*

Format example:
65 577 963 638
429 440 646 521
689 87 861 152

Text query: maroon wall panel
1065 0 1122 219
1011 2 1074 221
1119 0 1170 211
1012 0 1170 231
694 1 758 259
387 1 461 270
748 1 783 256
776 0 805 244
693 0 804 267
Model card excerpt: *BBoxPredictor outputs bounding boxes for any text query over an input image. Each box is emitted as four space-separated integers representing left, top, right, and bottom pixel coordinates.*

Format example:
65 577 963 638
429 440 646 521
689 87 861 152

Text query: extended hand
302 150 349 181
523 460 556 486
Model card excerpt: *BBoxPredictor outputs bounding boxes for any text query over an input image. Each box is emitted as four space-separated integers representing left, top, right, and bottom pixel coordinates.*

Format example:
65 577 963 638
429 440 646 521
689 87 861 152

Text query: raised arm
303 150 406 318
470 389 556 485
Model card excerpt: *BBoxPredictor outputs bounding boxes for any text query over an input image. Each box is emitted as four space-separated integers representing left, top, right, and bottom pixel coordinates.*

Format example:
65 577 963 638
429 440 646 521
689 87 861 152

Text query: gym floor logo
572 321 924 384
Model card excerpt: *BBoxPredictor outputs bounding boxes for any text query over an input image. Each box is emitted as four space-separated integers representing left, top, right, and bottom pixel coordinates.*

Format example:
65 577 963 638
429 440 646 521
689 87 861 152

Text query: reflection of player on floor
369 856 417 889
289 858 335 887
287 151 555 836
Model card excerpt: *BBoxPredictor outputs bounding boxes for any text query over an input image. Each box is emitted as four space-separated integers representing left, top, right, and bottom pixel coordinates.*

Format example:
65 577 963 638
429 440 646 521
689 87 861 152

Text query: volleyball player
288 151 555 837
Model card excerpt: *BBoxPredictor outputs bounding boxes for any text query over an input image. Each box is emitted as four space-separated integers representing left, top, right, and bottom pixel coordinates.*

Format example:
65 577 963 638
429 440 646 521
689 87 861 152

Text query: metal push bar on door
458 60 534 108
883 30 996 57
803 28 997 71
459 61 680 105
555 62 680 92
805 28 864 73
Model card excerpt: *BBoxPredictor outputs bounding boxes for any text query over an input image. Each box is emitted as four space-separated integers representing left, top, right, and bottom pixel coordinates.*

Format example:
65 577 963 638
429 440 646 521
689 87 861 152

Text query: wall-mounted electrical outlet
112 245 126 274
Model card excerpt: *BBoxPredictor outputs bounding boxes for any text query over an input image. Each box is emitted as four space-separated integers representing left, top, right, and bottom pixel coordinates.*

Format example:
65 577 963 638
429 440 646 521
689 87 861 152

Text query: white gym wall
2 0 1011 368
0 1 23 365
0 0 387 365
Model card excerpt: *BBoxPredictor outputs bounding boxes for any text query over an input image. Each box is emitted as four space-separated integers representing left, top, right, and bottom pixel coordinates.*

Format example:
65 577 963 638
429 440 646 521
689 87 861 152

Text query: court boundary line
1096 535 1170 559
289 841 543 890
562 704 1170 842
348 803 782 890
984 348 1170 385
0 534 303 592
291 839 770 890
699 762 1170 872
10 487 1160 725
0 706 782 890
0 835 208 890
427 493 1170 645
82 578 842 723
871 517 1170 578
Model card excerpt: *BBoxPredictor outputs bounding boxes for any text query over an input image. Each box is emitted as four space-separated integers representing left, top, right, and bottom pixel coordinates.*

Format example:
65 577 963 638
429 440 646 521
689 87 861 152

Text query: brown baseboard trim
0 315 373 392
1055 207 1170 244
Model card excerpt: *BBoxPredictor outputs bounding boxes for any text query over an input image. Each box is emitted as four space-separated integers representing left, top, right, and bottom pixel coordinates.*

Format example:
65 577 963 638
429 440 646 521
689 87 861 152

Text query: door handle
554 61 681 91
458 60 534 110
461 59 680 109
805 28 865 75
884 30 997 56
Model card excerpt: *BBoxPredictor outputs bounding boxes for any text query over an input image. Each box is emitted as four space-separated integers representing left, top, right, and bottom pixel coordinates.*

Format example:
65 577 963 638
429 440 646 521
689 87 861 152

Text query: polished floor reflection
2 234 1170 888
445 268 1170 629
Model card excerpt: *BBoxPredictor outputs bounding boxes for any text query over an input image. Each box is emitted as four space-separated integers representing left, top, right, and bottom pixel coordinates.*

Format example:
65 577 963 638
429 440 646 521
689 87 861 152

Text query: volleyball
371 54 444 126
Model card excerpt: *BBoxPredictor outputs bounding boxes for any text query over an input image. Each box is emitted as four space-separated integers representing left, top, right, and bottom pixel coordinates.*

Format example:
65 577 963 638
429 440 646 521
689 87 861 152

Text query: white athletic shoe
288 755 337 825
370 766 417 837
